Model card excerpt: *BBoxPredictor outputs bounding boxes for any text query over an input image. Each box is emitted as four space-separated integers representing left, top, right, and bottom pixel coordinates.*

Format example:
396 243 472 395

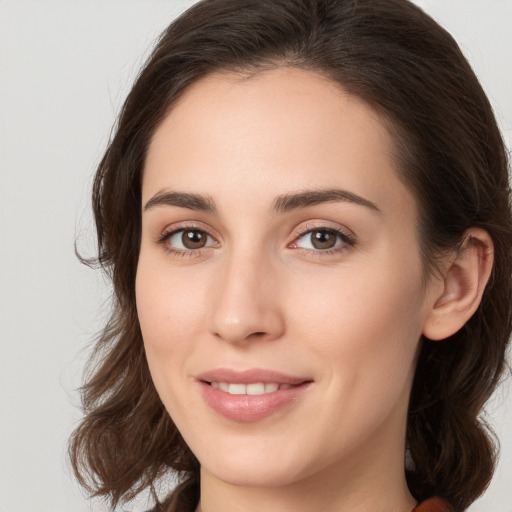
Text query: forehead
143 67 415 221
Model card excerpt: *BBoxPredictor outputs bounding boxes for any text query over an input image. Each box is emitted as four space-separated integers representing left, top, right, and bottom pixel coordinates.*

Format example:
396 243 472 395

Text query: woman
69 1 512 511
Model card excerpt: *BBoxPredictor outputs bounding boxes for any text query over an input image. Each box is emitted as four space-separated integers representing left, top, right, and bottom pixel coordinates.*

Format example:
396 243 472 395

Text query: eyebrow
144 191 217 213
271 188 381 214
143 188 380 215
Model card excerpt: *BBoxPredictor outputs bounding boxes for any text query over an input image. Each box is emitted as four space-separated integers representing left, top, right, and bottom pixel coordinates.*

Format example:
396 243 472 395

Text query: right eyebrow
143 191 217 213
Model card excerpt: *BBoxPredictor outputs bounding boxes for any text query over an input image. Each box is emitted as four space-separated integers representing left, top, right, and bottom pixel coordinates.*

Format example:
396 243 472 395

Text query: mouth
196 369 313 422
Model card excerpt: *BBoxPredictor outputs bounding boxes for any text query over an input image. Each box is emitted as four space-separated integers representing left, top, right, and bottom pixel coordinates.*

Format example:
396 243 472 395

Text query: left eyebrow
271 188 381 214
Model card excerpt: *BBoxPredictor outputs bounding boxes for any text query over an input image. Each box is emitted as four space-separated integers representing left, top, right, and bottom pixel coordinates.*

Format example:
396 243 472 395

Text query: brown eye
164 228 216 251
182 230 207 249
292 227 354 252
310 230 338 250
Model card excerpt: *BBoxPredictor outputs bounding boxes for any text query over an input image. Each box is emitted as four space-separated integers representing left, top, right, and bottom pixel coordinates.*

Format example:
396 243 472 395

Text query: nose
207 252 286 345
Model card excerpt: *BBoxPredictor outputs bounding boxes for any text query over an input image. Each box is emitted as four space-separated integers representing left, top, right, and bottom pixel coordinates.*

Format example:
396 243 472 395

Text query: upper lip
196 368 312 385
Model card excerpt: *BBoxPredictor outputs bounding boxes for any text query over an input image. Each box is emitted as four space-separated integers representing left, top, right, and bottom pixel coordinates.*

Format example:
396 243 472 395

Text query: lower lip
200 382 312 422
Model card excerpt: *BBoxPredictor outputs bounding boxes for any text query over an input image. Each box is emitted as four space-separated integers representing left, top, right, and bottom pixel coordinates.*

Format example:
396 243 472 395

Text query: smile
197 369 313 422
209 382 293 395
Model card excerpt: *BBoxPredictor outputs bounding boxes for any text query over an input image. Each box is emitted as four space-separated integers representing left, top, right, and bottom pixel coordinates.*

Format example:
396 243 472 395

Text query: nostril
245 331 268 341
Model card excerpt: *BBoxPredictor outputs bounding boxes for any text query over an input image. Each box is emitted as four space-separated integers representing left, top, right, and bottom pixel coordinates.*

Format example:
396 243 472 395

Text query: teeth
264 383 279 393
210 382 292 395
247 383 265 395
228 383 246 395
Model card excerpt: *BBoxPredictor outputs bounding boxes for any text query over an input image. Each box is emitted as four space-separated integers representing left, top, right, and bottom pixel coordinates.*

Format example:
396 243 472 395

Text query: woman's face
137 68 438 489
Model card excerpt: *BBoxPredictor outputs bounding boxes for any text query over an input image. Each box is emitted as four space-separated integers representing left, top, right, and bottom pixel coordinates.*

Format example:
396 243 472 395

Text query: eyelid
159 220 219 240
289 221 355 241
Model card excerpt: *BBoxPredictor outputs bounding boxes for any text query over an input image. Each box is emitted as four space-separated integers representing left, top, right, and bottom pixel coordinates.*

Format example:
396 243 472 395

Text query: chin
194 438 311 488
204 457 306 488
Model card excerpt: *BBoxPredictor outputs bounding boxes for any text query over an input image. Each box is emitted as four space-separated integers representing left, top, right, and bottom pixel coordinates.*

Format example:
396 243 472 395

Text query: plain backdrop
0 1 511 511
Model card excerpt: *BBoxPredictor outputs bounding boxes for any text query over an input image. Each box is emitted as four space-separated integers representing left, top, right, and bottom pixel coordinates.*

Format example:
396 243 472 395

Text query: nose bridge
209 245 284 344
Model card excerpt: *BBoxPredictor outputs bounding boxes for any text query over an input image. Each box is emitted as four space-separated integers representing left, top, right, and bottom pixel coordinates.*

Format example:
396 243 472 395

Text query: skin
136 67 490 512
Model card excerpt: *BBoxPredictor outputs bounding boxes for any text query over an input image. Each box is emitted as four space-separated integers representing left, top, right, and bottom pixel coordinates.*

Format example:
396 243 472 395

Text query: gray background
0 1 510 511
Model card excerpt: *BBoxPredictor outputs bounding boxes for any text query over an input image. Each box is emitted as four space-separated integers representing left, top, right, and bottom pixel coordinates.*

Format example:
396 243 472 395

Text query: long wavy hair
69 1 512 511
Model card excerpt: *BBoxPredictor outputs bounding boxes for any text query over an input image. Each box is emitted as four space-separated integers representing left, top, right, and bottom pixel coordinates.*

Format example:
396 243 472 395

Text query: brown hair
69 1 512 511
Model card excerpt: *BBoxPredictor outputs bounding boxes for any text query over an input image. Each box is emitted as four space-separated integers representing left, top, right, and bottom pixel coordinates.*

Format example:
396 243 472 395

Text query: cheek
135 252 208 410
289 252 423 339
136 256 204 350
287 254 425 403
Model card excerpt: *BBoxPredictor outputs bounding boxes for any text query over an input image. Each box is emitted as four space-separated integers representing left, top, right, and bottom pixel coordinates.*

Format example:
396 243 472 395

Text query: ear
422 227 494 341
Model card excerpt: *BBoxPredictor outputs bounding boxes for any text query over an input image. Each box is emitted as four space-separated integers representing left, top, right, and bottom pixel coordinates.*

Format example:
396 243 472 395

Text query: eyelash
157 224 356 258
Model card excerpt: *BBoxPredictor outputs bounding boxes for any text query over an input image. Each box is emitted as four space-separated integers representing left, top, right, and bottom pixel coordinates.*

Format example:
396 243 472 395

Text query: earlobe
422 228 494 341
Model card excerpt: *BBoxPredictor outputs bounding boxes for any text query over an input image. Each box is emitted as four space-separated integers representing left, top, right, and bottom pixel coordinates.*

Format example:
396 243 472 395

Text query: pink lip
196 368 309 385
196 368 313 422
